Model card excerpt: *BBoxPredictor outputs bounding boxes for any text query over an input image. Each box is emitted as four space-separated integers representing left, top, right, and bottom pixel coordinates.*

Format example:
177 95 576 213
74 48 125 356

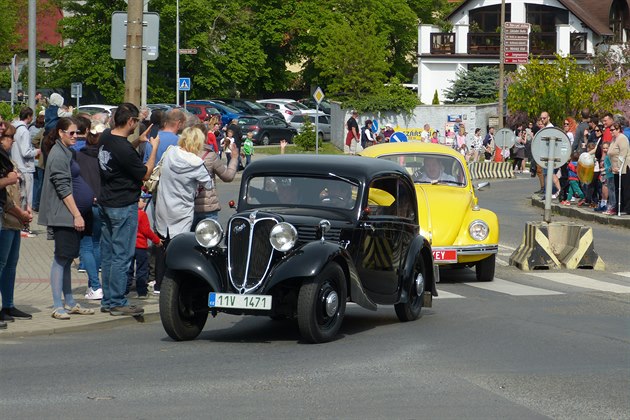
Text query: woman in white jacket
153 126 212 293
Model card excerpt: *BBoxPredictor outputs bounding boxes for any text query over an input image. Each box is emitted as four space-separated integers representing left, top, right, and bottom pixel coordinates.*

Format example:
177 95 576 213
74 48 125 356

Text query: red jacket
136 209 160 249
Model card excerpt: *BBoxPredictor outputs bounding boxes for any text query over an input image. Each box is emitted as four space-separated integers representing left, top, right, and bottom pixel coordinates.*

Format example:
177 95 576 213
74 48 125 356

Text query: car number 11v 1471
209 293 272 310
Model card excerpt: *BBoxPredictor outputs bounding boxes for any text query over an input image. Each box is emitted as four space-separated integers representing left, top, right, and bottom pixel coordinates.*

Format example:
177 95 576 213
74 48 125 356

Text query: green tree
444 66 499 104
293 116 316 151
0 0 21 64
432 89 439 105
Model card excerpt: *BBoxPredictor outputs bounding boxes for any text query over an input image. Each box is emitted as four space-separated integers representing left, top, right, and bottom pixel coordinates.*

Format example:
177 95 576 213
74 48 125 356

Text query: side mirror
476 182 490 190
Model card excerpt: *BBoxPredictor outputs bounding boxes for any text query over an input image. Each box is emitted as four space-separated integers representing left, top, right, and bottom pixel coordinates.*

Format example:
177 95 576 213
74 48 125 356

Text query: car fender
165 232 225 293
263 241 377 311
398 235 437 303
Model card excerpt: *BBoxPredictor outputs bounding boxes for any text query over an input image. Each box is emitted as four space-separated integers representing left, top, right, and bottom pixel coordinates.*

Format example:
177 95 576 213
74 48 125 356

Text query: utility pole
125 0 143 106
27 0 36 111
498 0 506 129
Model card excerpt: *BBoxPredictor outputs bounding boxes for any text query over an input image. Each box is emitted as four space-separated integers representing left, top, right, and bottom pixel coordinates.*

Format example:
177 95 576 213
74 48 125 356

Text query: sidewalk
530 194 630 229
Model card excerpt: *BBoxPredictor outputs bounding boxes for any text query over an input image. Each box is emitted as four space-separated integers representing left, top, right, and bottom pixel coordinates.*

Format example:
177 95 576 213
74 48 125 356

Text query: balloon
577 152 594 184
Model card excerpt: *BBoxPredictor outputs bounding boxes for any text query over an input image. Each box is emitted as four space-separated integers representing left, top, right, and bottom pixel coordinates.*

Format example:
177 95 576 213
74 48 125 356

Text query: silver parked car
289 113 331 141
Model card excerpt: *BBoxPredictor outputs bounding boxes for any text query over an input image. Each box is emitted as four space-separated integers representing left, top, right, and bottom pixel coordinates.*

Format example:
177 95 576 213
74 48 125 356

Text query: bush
292 118 316 152
0 102 16 121
432 89 440 105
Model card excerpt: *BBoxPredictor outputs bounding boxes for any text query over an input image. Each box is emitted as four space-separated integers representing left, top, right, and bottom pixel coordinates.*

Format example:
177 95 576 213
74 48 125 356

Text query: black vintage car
160 155 438 343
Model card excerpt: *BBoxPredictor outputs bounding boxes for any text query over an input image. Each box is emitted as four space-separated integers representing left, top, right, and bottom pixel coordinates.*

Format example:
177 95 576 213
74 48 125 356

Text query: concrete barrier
509 221 605 270
469 161 513 180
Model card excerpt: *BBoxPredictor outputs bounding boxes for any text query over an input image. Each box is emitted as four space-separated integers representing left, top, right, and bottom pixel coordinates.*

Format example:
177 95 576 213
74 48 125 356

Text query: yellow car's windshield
378 153 466 187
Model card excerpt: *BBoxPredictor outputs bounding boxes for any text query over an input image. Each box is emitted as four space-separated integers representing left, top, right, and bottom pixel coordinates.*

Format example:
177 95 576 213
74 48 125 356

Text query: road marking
496 257 509 267
464 278 564 296
500 244 516 251
527 273 630 294
435 290 466 299
614 272 630 279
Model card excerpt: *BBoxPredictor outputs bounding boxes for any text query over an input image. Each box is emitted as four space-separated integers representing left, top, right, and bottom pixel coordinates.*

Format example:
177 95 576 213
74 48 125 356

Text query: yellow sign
313 87 325 104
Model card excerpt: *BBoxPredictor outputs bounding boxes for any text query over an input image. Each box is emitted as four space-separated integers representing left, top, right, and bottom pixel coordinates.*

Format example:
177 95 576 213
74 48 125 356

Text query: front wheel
475 254 495 282
297 262 347 343
261 134 270 146
395 264 425 322
160 271 209 341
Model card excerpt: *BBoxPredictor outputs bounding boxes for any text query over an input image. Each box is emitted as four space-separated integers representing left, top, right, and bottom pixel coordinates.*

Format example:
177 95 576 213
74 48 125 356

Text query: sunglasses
611 128 619 132
564 122 569 125
595 129 601 133
62 130 79 136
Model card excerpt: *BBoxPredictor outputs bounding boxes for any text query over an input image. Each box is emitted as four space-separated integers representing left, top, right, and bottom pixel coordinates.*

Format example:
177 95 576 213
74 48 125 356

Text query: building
417 0 630 104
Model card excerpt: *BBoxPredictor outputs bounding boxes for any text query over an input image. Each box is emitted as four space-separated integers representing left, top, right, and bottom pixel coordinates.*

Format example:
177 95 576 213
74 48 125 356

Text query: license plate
209 293 272 310
432 249 458 263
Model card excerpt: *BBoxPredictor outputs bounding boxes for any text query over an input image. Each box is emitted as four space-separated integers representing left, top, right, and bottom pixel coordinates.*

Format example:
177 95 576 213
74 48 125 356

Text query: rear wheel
261 134 270 146
160 271 209 341
395 264 425 322
297 262 346 343
475 254 496 282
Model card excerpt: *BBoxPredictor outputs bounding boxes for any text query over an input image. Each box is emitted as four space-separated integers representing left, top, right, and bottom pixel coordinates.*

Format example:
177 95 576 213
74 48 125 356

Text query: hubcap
415 273 425 297
324 290 339 317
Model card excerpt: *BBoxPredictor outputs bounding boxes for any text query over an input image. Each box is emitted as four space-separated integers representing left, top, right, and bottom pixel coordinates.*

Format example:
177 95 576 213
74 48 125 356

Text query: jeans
192 210 219 230
127 248 149 296
606 177 616 209
33 167 44 210
100 204 138 309
0 229 21 308
79 206 102 291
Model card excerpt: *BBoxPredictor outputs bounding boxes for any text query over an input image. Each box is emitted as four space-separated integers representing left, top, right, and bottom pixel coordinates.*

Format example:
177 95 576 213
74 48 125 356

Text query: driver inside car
320 181 353 208
413 156 456 184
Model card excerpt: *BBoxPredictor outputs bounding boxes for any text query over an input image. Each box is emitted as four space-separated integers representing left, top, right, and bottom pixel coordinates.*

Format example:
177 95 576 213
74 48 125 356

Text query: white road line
464 278 564 296
496 257 509 267
500 244 517 251
615 272 630 279
435 290 466 299
527 273 630 294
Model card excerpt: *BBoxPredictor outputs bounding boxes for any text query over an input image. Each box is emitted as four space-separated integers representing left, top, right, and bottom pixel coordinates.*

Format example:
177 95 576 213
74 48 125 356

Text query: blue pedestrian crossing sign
389 131 408 143
179 77 191 91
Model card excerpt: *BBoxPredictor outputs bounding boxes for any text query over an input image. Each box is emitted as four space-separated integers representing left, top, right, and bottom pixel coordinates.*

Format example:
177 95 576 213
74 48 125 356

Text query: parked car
77 104 117 116
159 154 438 343
360 142 498 281
187 100 242 126
184 103 222 122
256 99 304 122
238 115 298 145
298 98 332 115
146 103 196 120
289 113 331 141
212 98 283 118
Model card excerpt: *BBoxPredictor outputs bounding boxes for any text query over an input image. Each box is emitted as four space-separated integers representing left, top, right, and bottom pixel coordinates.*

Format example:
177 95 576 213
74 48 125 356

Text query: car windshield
292 102 310 110
244 100 266 110
246 175 358 209
213 103 241 113
378 153 466 186
239 117 259 126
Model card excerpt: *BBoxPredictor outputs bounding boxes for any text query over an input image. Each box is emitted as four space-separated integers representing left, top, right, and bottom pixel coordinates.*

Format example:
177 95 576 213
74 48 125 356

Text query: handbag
143 145 173 194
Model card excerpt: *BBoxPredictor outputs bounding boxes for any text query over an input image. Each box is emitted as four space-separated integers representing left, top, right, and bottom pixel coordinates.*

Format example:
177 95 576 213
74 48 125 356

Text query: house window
526 5 568 31
610 0 629 43
469 5 512 33
570 33 588 54
431 33 455 54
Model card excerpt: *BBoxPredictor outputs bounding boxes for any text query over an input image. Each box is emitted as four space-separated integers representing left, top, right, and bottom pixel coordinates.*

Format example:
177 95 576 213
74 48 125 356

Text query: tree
506 54 630 124
0 0 21 65
432 89 439 105
293 117 316 151
444 66 499 104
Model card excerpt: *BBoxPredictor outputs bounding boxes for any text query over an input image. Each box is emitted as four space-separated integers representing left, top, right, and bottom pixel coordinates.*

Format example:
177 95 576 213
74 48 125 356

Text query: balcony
467 32 500 55
430 33 455 54
530 32 556 55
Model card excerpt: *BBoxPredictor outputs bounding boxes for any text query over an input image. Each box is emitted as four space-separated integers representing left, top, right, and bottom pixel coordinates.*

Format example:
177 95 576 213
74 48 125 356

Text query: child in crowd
594 142 609 212
241 131 254 167
222 129 234 165
602 143 617 215
127 194 161 299
562 152 585 206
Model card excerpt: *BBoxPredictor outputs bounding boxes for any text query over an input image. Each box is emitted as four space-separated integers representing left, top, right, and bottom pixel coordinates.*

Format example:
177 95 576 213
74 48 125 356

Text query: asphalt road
1 174 628 419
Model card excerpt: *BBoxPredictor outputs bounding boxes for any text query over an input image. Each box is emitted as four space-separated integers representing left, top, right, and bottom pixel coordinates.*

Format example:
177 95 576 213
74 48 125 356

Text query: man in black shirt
98 103 160 316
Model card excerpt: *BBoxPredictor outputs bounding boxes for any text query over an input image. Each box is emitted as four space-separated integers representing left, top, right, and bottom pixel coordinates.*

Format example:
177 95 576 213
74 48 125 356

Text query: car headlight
269 222 298 252
469 220 489 241
195 219 223 248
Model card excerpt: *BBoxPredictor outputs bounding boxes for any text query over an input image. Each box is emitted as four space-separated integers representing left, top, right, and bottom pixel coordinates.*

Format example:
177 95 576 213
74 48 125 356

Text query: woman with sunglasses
607 122 630 215
38 117 95 319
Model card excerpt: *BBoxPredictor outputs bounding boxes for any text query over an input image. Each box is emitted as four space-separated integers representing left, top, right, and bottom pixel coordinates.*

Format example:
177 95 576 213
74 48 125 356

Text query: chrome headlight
195 219 223 248
269 222 298 252
469 220 489 241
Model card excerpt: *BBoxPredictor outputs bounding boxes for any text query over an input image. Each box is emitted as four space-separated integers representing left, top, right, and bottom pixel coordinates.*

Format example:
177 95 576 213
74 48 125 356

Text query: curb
530 195 630 229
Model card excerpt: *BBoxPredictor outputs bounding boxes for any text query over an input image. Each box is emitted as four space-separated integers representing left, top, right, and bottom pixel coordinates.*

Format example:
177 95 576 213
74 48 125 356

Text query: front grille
296 226 341 244
228 216 277 293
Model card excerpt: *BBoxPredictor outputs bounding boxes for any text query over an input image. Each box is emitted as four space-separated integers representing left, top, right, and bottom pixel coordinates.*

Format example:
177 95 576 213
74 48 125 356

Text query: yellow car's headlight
269 222 298 252
469 220 489 241
195 219 223 248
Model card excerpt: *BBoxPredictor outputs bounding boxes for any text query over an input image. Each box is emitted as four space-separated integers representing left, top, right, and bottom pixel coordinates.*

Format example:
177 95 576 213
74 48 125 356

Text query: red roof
15 0 64 51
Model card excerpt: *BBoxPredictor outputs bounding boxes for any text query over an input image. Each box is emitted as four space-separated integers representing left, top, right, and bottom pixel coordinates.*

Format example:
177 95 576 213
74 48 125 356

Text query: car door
270 117 288 142
356 176 404 303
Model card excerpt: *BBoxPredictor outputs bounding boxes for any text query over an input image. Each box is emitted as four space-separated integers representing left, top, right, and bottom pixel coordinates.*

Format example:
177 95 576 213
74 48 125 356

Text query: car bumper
432 244 498 265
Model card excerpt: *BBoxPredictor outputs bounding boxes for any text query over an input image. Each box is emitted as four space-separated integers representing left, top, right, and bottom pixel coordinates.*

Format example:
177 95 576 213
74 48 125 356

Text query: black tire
297 262 347 343
395 264 425 322
318 131 324 140
475 254 496 282
261 134 270 146
160 271 209 341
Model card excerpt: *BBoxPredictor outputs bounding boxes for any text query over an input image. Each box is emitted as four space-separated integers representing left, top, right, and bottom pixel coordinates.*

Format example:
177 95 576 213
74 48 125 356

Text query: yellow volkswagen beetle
361 142 498 281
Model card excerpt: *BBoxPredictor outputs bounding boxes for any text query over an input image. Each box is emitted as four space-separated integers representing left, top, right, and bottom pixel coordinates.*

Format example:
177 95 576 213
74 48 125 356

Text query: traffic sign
531 127 571 170
313 86 325 104
111 12 160 61
503 21 529 65
390 132 408 143
179 48 197 54
371 120 379 133
179 77 191 91
70 82 83 98
494 128 515 149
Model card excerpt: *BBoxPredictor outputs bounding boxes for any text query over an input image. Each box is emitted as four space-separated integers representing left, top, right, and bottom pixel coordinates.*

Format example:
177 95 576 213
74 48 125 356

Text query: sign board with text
503 22 530 65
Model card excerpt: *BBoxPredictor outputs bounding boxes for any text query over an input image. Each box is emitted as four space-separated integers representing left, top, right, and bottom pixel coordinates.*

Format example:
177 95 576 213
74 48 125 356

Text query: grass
255 142 344 155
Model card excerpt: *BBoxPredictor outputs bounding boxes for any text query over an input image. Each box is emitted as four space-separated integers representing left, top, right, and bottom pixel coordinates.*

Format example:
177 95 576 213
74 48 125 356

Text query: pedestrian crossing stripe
464 278 564 296
434 290 466 299
615 272 630 279
527 272 630 294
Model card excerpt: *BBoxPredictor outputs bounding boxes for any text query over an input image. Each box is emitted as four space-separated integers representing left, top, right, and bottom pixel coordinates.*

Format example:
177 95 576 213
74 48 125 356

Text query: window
367 177 398 216
397 179 415 221
291 116 305 123
469 5 511 32
570 33 587 54
610 0 629 43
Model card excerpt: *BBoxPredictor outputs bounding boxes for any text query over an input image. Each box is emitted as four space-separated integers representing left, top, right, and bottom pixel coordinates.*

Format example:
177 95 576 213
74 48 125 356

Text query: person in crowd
607 122 630 215
361 120 374 149
601 113 614 143
602 141 617 215
37 118 95 319
76 122 106 300
127 194 161 299
564 117 577 147
430 130 439 144
226 119 243 169
420 123 431 142
241 131 254 167
222 129 234 165
193 124 238 228
70 115 91 152
153 126 212 294
512 129 527 173
482 127 495 161
29 113 45 212
561 151 585 206
456 129 468 156
44 93 73 135
11 107 39 235
0 125 34 325
596 142 611 212
585 142 601 209
204 116 220 153
345 111 360 154
467 128 483 162
143 108 185 163
99 103 160 316
382 124 394 141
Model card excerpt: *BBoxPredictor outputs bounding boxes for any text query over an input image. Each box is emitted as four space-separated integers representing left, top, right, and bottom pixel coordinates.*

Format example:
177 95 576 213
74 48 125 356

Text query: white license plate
208 293 272 310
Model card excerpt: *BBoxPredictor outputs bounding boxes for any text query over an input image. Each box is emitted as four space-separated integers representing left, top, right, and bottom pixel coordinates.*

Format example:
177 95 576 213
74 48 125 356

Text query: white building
417 0 630 104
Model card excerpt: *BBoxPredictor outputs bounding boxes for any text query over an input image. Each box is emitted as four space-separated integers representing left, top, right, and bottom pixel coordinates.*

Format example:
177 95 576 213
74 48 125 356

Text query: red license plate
432 250 457 263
